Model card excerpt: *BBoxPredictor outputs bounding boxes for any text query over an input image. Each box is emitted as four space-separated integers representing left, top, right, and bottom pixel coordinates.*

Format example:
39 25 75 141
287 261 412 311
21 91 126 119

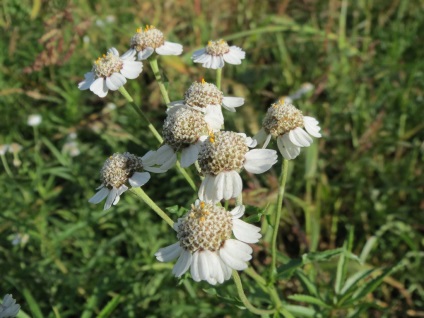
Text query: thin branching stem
130 187 174 228
216 67 222 90
149 56 171 106
270 159 289 282
232 271 275 316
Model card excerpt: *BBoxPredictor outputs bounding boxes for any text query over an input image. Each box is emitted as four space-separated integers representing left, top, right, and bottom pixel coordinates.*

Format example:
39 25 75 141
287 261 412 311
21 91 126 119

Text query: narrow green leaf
285 305 321 317
277 258 303 279
302 248 343 263
97 295 122 318
350 266 396 303
22 288 43 318
289 294 331 309
295 271 318 296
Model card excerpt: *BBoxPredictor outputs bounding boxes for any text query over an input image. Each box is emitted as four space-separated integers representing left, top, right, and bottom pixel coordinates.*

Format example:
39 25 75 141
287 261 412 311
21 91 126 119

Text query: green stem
270 159 289 282
245 267 283 309
119 86 197 191
175 161 197 192
216 67 222 90
1 154 13 177
149 57 171 105
232 271 275 316
130 187 174 228
118 86 163 144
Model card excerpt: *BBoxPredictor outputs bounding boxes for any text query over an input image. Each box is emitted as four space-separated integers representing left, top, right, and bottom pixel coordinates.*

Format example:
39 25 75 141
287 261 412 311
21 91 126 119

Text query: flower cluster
78 26 322 286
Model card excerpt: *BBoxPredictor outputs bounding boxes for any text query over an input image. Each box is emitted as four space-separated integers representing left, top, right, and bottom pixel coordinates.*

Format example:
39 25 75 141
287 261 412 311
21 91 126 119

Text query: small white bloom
198 131 277 203
156 107 209 169
89 151 164 210
27 114 42 127
78 47 143 98
0 294 20 318
8 143 22 154
169 79 244 131
256 99 322 160
155 201 261 285
124 25 183 60
192 39 245 69
62 140 80 157
0 145 9 156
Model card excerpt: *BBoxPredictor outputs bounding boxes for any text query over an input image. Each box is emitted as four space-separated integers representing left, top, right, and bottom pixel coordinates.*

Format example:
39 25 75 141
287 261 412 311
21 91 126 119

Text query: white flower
0 145 9 156
155 201 261 285
27 114 42 127
198 131 277 203
0 294 20 318
256 99 322 160
78 47 142 98
169 79 244 131
124 25 183 60
89 151 163 210
192 39 245 69
155 107 209 169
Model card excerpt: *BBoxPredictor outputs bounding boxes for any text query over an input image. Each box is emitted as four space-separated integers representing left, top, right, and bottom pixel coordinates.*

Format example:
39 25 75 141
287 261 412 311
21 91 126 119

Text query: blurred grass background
0 0 423 317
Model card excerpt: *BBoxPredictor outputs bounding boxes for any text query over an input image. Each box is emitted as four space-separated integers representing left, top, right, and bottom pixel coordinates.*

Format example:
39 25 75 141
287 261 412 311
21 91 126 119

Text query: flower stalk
149 56 171 106
270 158 289 282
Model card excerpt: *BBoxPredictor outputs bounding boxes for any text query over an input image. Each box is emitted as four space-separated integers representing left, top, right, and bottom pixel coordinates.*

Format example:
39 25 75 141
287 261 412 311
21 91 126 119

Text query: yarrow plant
155 200 260 285
75 27 385 318
78 48 142 97
0 294 20 318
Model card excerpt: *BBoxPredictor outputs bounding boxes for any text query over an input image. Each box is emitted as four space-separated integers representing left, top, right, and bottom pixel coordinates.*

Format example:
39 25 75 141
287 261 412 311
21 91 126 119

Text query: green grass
1 0 423 317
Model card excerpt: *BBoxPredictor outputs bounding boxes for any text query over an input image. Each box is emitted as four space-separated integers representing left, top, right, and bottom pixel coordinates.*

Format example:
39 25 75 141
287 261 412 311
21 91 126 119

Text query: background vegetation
0 0 423 317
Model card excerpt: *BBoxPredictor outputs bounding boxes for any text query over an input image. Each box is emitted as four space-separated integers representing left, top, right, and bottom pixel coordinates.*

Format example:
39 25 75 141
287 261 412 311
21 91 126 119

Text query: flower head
256 99 322 160
156 107 209 169
169 79 244 131
0 294 20 318
125 25 183 60
155 201 261 285
192 39 245 69
89 151 163 210
198 131 277 202
78 47 142 98
27 114 42 127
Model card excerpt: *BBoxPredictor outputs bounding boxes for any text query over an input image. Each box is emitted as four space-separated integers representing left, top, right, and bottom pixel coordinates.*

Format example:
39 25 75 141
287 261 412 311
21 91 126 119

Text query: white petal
222 97 244 112
304 116 322 138
224 171 243 200
224 239 253 260
155 144 177 170
207 251 224 284
121 61 143 79
104 187 118 210
210 56 224 69
199 55 213 68
139 47 154 60
219 241 249 271
172 249 192 277
107 47 119 56
78 72 95 90
114 185 128 205
156 41 183 56
198 251 211 281
90 77 108 97
277 134 301 160
180 144 199 168
120 48 136 60
190 252 201 282
214 173 225 202
88 187 109 204
229 46 246 59
198 175 215 202
105 73 127 91
244 149 278 174
223 51 242 65
192 48 206 59
155 242 182 262
230 205 245 219
289 127 313 147
232 219 262 243
218 256 233 281
128 172 150 187
141 150 157 167
204 105 224 131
